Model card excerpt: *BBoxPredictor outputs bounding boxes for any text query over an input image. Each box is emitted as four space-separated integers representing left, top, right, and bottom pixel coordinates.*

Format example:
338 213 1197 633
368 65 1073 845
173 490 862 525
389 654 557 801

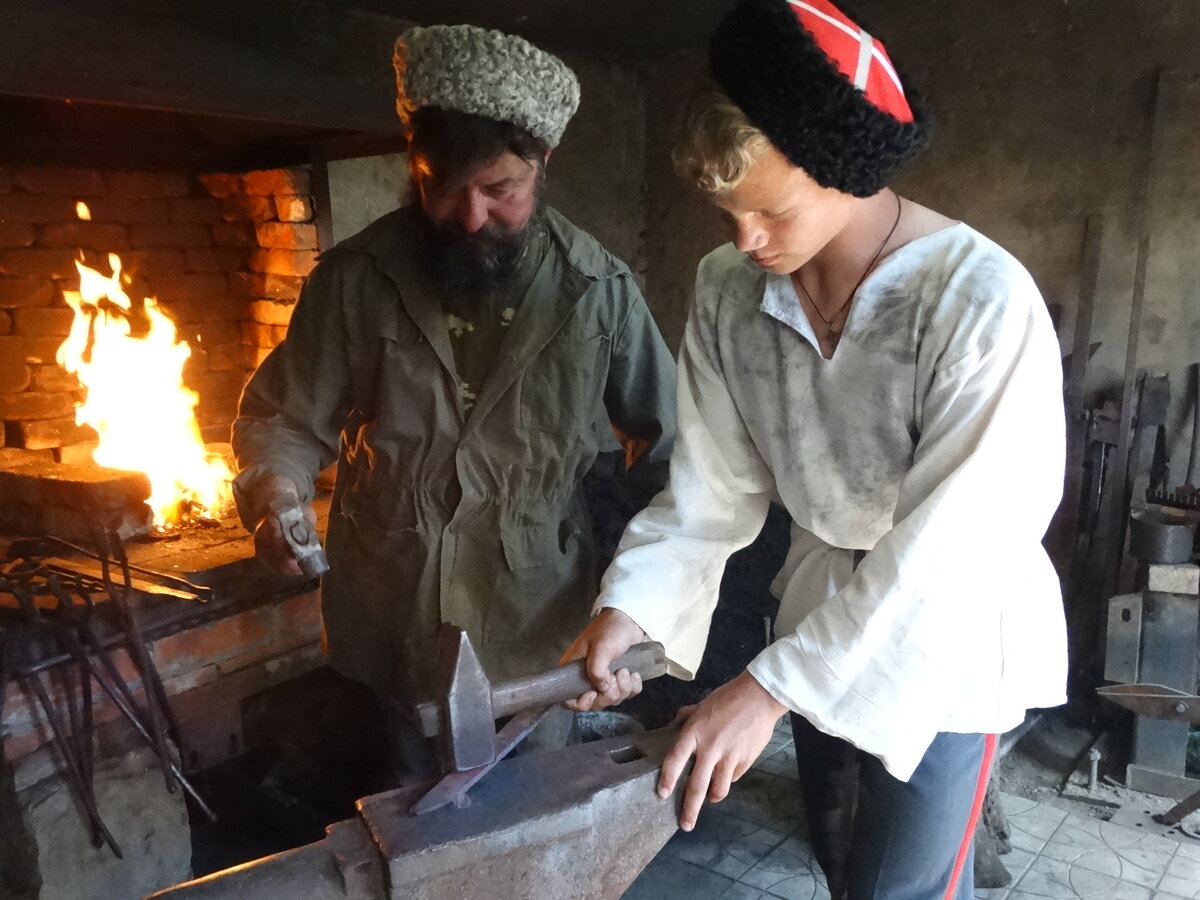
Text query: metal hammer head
432 625 496 772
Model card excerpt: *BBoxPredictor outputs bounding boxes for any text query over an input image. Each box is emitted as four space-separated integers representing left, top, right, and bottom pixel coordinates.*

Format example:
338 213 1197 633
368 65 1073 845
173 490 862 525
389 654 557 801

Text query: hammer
417 626 668 773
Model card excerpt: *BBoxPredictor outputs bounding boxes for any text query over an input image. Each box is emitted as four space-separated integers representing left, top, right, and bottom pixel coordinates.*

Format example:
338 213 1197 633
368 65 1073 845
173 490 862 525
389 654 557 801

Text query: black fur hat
709 0 930 197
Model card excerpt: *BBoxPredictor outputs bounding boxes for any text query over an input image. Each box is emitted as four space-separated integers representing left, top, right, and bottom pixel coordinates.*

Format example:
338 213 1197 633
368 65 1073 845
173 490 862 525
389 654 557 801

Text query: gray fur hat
394 24 581 148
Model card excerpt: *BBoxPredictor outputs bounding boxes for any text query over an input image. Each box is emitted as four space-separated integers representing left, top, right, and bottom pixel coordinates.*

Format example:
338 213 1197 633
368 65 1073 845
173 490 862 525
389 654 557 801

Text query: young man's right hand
559 607 648 711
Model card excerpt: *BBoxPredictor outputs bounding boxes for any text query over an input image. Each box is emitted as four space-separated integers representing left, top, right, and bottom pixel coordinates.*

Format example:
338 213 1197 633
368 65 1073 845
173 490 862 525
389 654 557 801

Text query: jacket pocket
519 334 609 433
499 521 568 570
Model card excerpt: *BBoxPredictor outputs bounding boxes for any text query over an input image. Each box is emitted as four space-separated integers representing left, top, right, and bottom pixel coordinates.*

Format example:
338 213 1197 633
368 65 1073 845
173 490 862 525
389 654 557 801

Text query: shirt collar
760 271 822 351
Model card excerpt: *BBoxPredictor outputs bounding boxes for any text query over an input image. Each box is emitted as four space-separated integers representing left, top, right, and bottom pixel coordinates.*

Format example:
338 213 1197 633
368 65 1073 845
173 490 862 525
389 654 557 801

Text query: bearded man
231 24 675 777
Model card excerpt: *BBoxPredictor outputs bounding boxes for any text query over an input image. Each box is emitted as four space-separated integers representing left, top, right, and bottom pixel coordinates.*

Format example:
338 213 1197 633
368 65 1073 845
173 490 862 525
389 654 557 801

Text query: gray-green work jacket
232 206 676 702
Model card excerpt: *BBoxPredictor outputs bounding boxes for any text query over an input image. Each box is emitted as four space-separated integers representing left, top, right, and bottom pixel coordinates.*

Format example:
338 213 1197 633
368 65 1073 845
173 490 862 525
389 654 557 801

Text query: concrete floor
623 719 1200 899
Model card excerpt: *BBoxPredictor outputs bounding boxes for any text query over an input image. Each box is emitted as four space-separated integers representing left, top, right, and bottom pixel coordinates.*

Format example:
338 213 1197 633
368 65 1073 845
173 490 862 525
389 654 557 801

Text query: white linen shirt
598 224 1068 781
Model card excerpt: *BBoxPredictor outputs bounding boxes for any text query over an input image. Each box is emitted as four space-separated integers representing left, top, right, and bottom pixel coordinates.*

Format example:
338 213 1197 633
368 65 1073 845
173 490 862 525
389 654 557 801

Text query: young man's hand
559 607 648 711
659 671 789 831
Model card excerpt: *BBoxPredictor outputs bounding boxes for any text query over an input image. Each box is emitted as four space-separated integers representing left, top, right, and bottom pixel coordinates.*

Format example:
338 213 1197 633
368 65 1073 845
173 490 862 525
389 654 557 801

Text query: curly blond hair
673 81 771 195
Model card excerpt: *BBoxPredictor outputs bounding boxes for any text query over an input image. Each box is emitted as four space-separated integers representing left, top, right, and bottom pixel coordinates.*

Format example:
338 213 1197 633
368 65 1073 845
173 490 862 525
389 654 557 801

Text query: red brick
230 272 304 302
39 222 129 250
0 391 77 421
248 249 317 278
248 299 294 327
240 320 288 349
0 222 34 248
28 365 80 392
212 222 258 248
194 320 242 345
244 345 273 369
0 335 64 364
277 591 323 635
82 197 172 224
12 167 106 196
221 194 274 222
274 195 314 223
0 363 30 394
0 458 149 507
153 607 274 667
158 295 248 325
190 368 247 400
105 171 189 199
0 309 10 336
14 417 95 450
122 248 187 279
198 173 241 199
242 169 311 197
255 221 318 250
196 392 241 429
129 223 212 249
149 273 228 303
0 277 56 308
206 341 246 372
0 447 53 466
0 248 80 279
13 307 74 337
169 197 221 224
55 440 99 465
184 246 247 273
0 194 79 224
0 168 10 193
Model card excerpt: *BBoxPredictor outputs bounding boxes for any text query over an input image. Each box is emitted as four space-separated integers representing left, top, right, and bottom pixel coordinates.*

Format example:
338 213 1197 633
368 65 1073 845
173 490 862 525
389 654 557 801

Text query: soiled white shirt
599 224 1068 781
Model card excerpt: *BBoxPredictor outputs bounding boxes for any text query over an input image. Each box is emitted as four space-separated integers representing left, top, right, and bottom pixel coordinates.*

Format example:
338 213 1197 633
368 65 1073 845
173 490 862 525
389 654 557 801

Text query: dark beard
422 207 544 297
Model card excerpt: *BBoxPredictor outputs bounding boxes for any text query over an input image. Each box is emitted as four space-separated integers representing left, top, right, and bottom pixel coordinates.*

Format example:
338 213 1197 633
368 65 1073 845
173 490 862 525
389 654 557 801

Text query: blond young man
563 1 1067 896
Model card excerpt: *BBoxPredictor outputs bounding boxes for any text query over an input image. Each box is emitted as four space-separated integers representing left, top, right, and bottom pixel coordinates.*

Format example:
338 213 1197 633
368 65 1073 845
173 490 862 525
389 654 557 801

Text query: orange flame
57 253 233 528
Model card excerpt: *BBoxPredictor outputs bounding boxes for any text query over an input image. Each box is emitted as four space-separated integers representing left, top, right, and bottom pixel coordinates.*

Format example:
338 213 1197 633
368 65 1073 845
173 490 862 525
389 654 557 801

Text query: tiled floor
623 720 1200 899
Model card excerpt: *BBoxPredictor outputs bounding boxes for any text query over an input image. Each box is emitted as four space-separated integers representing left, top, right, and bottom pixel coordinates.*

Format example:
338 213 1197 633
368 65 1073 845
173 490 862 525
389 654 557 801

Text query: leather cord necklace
794 193 903 343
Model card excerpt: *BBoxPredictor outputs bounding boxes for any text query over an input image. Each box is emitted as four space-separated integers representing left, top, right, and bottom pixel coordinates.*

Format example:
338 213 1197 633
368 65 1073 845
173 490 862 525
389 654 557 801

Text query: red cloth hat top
788 0 913 123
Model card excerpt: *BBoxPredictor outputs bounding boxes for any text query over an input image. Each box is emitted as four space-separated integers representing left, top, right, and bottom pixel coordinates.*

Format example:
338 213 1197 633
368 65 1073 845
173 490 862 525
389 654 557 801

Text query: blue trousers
790 714 995 900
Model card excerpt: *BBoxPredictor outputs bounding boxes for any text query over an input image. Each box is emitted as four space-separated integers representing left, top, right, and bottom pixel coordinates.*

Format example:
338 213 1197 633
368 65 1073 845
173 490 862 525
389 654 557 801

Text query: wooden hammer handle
417 641 667 737
490 641 668 719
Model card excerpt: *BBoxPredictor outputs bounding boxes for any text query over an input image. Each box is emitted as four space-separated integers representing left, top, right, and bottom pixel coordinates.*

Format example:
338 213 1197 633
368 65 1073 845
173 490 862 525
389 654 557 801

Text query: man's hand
659 671 788 831
559 607 648 712
251 476 315 576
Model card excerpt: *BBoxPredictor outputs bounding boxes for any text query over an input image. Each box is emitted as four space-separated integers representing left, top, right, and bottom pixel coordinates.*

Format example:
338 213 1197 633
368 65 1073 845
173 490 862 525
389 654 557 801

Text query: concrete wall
638 1 1200 478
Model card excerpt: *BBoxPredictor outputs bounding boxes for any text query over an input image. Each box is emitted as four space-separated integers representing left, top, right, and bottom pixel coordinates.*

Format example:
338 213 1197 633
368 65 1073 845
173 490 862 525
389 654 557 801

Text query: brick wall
0 164 319 463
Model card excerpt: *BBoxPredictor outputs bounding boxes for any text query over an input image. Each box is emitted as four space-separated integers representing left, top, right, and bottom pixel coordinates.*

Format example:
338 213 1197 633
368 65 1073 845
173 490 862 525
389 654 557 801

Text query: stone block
12 166 105 196
123 248 188 279
128 223 212 249
1147 563 1200 595
13 417 95 450
274 194 314 223
105 171 190 199
0 458 148 508
0 335 65 365
230 271 304 302
248 299 295 327
198 173 242 198
0 390 78 421
0 222 34 247
0 194 79 223
212 221 258 248
184 246 247 273
248 248 317 278
169 197 221 224
84 197 172 224
220 194 275 222
0 362 31 394
0 446 53 466
0 248 80 279
13 307 75 338
38 222 129 250
0 277 56 307
255 221 319 250
28 365 80 393
242 168 311 196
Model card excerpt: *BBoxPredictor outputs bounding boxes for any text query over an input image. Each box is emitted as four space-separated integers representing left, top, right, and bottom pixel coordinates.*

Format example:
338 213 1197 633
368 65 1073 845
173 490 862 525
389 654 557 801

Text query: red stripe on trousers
943 732 997 900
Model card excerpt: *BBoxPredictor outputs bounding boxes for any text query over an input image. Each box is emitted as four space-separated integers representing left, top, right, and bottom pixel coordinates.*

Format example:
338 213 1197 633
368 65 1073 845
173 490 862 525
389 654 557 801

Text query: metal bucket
1129 508 1197 564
